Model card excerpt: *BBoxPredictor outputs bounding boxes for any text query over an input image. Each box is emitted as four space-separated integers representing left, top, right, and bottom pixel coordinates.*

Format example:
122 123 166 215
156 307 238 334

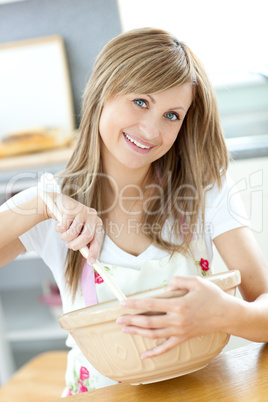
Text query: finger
86 221 103 264
66 219 95 250
121 296 184 314
56 214 73 234
117 312 172 329
55 220 70 233
141 336 181 359
60 217 85 243
57 194 84 217
122 325 176 340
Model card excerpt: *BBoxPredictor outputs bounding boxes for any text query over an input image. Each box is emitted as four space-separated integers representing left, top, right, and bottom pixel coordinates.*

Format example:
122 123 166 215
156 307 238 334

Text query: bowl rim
58 270 241 330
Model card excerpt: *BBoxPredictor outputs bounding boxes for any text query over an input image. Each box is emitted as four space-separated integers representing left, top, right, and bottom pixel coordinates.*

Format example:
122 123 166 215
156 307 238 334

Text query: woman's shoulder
0 172 61 212
203 171 249 233
204 172 234 206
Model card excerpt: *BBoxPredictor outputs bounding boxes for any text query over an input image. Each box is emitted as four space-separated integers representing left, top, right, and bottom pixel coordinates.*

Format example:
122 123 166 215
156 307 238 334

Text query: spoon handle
39 190 127 302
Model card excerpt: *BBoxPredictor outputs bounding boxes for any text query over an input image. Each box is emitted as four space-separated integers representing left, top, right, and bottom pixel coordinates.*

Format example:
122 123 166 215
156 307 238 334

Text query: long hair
57 27 229 298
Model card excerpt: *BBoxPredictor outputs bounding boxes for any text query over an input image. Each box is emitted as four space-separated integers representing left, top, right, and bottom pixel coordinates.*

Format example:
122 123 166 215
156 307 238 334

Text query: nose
138 115 160 140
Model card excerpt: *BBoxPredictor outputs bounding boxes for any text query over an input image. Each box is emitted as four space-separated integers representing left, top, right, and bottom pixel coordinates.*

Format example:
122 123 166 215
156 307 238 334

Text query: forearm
223 293 268 343
0 195 47 248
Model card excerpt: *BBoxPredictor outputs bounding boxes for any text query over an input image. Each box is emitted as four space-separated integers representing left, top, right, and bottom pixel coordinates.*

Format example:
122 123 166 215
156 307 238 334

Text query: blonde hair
58 27 229 297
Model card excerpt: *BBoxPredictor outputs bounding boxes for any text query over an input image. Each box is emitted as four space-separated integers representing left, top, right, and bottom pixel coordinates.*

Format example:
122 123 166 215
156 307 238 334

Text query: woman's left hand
116 275 235 359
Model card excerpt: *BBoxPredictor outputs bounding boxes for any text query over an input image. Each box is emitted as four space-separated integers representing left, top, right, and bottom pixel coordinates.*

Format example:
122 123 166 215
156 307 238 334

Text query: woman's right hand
43 192 103 264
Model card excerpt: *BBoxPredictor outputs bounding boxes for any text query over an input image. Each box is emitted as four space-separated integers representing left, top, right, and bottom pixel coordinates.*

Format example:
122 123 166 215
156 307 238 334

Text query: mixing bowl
58 270 241 385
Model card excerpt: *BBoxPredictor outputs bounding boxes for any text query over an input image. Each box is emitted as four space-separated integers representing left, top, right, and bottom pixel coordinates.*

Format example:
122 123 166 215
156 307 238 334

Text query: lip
123 133 153 154
123 132 156 148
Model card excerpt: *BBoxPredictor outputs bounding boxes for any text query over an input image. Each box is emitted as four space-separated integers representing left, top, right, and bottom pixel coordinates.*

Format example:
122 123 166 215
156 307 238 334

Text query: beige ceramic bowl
58 270 241 385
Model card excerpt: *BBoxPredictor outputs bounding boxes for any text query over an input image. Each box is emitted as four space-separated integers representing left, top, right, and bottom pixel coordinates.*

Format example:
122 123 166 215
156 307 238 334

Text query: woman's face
99 84 192 172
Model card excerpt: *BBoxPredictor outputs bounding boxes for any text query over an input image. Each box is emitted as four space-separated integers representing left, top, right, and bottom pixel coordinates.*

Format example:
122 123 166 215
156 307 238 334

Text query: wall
0 0 122 127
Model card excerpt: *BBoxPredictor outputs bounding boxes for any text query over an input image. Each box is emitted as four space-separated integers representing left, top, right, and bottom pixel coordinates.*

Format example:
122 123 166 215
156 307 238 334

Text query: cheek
99 108 110 138
163 128 179 148
99 104 133 137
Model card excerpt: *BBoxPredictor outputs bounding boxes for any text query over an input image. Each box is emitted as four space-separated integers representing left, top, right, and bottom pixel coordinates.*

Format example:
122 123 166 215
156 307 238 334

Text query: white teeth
124 133 151 149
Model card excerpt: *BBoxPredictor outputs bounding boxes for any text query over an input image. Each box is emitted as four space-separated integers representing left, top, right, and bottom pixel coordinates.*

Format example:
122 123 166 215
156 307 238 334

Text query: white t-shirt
0 172 249 395
1 171 248 274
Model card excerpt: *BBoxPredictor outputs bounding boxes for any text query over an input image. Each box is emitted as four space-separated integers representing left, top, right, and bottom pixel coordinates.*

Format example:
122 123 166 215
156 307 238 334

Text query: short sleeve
204 172 250 240
0 172 61 214
0 186 38 213
18 174 66 265
0 174 67 285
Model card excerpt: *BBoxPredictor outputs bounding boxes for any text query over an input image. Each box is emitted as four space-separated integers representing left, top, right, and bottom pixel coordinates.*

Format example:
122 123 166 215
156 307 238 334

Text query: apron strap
81 260 98 307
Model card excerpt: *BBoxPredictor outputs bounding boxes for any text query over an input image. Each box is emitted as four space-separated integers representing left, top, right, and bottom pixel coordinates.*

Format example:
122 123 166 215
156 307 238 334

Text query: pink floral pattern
94 266 111 284
78 380 88 393
195 258 210 276
94 271 104 284
80 366 89 381
67 366 91 395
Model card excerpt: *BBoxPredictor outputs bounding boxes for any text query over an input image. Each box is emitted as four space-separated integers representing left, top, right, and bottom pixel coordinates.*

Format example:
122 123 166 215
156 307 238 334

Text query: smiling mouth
123 132 153 149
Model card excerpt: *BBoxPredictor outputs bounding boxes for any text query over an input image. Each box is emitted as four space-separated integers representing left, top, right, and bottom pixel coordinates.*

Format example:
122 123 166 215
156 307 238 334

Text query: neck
100 155 155 216
101 154 153 193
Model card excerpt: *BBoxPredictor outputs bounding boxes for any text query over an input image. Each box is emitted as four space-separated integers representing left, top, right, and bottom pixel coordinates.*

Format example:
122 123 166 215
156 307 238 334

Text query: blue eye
165 112 180 121
134 99 147 108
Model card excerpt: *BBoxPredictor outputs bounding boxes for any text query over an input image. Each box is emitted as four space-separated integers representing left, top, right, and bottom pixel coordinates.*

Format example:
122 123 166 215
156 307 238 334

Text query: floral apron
61 238 211 397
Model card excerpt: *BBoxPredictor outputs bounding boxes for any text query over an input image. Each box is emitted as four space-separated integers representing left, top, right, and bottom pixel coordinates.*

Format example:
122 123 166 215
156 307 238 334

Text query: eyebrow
147 94 186 112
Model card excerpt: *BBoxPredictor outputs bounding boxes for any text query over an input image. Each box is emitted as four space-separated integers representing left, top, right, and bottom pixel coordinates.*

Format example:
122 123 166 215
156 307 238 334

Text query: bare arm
213 226 268 341
117 226 268 358
0 192 103 267
0 239 26 266
213 226 268 301
0 195 45 266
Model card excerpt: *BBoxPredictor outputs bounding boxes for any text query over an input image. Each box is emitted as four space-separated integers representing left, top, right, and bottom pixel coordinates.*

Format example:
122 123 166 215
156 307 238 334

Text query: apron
61 238 212 397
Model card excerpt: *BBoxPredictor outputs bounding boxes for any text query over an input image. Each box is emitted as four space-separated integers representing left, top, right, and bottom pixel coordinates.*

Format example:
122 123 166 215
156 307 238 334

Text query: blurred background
0 0 267 386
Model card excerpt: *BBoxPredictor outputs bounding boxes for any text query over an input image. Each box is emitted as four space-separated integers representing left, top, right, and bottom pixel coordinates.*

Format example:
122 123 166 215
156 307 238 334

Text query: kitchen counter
0 145 74 175
0 135 267 200
0 146 75 197
226 134 268 159
50 342 268 402
0 134 267 179
0 351 67 402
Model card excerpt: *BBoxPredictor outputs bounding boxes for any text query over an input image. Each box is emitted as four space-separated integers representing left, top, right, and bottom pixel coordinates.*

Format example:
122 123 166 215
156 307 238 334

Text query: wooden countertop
50 342 268 402
0 351 67 402
0 146 74 172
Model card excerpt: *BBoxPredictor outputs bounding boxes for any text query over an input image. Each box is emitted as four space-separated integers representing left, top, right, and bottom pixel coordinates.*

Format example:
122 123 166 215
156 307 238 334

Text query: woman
1 28 267 395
